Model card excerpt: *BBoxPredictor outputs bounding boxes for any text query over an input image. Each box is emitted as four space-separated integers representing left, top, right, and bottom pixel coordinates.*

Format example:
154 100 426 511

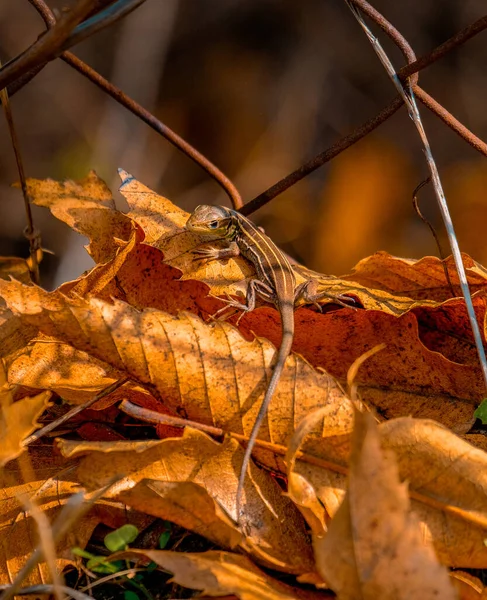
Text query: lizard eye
208 220 219 229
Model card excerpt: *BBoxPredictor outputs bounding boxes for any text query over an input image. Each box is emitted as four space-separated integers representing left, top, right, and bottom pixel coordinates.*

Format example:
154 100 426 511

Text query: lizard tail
236 308 294 524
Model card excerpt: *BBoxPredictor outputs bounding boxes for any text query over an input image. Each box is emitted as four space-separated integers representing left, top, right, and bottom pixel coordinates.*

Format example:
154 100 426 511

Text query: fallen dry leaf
0 280 349 461
0 446 152 588
0 390 51 467
314 410 456 600
57 427 316 575
24 171 132 263
450 571 487 599
0 360 51 467
0 257 31 285
115 549 329 600
294 411 487 568
343 252 487 302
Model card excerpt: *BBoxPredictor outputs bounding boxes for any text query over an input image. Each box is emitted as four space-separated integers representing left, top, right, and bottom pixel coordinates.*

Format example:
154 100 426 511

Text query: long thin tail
236 304 294 523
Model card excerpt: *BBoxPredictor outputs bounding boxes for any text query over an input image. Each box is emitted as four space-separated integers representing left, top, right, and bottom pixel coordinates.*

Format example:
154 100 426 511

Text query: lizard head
185 205 237 239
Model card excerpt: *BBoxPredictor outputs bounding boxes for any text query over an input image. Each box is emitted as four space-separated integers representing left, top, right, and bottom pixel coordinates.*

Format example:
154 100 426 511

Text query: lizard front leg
192 240 240 261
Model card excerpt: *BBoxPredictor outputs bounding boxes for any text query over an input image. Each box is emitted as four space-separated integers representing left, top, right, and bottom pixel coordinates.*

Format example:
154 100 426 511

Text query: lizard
185 204 352 521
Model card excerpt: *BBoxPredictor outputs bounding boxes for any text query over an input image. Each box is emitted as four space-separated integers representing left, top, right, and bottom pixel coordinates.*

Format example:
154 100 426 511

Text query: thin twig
412 177 456 297
346 0 487 390
79 568 148 593
0 64 40 284
22 376 130 447
414 85 487 156
119 399 225 438
0 585 93 600
1 482 118 600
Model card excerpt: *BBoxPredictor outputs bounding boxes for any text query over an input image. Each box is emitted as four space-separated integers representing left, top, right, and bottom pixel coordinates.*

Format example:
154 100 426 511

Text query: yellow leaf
0 363 51 466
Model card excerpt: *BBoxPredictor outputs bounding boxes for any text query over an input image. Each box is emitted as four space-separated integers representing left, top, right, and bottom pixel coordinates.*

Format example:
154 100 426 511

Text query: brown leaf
57 428 315 575
0 391 51 467
61 222 140 299
0 280 348 460
314 410 456 600
0 361 51 466
0 257 31 284
25 171 132 263
450 571 487 600
0 447 152 588
294 413 487 567
285 407 330 537
115 549 329 599
343 252 487 302
6 337 119 403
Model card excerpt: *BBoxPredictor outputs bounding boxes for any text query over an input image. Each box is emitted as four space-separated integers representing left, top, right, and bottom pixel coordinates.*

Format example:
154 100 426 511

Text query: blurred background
0 0 486 288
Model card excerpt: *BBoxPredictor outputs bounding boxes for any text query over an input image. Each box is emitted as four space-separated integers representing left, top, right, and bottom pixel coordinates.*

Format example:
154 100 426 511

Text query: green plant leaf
87 556 123 574
474 399 487 424
158 522 171 549
71 547 95 560
104 524 139 552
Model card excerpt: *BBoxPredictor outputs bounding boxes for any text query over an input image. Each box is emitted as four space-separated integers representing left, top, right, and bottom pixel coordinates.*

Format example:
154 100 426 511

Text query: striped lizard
186 205 350 521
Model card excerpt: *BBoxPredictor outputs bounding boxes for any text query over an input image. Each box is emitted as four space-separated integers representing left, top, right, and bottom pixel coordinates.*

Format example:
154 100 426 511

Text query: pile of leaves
2 170 487 599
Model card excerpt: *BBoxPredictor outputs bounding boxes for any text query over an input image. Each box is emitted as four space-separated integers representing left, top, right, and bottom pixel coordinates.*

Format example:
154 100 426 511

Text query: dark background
1 1 486 288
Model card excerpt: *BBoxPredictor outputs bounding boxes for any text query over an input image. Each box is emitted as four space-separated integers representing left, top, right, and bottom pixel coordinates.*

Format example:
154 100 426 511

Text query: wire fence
1 0 487 276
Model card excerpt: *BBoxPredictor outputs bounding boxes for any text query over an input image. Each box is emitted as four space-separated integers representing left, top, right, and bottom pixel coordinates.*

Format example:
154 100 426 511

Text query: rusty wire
0 69 41 283
243 0 487 215
2 0 487 221
15 0 243 210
